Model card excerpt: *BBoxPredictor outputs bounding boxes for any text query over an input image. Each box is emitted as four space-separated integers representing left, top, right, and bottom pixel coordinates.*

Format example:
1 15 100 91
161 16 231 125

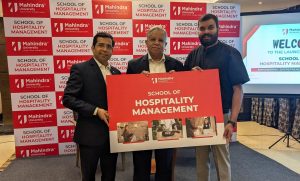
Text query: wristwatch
227 120 236 127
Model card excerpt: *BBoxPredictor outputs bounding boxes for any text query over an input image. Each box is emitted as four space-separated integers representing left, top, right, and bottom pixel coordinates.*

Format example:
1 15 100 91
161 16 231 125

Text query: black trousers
133 148 174 181
79 144 118 181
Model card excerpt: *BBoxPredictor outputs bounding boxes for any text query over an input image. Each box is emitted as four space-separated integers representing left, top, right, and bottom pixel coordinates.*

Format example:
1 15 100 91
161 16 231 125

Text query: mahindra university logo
15 79 25 88
282 29 288 35
18 115 28 124
60 129 71 139
20 149 30 157
8 2 18 13
58 95 63 104
95 4 105 14
172 41 181 51
54 23 64 32
56 60 67 69
151 77 174 84
151 78 158 84
172 6 181 16
12 41 22 52
135 24 144 33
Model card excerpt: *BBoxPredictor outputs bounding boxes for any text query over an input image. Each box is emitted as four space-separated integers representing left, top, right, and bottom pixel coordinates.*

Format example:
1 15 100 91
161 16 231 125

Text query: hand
223 123 234 143
97 108 109 126
191 66 203 71
141 70 150 76
168 70 175 73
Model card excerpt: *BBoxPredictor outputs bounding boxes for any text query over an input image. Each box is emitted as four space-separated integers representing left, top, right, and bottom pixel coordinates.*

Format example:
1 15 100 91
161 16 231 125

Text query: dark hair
92 32 115 47
198 13 219 28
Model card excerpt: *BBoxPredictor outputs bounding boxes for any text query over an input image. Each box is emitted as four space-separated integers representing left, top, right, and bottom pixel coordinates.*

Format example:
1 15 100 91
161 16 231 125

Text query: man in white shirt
127 26 184 181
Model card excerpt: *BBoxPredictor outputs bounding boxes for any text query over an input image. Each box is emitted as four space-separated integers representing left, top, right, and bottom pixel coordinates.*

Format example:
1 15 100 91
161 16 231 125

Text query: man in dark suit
63 32 121 181
127 26 183 181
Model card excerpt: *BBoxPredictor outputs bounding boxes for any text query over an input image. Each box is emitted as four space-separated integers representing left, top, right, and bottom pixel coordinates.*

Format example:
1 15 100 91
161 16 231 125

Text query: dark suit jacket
126 54 184 74
63 58 121 146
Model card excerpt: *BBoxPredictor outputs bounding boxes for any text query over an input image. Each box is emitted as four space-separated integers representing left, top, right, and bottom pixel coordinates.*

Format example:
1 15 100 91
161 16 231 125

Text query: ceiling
216 0 300 12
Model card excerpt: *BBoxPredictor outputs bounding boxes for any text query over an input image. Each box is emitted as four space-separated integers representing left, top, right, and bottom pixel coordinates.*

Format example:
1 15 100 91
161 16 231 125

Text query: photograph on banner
186 116 217 138
117 121 149 143
107 70 226 152
152 118 183 141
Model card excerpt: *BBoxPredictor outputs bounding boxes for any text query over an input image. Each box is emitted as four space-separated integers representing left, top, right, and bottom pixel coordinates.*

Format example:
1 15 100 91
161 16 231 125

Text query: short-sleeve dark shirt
184 41 250 113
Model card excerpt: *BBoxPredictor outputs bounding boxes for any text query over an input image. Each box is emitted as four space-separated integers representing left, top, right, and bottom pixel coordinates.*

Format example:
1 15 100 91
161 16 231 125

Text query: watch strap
227 120 236 127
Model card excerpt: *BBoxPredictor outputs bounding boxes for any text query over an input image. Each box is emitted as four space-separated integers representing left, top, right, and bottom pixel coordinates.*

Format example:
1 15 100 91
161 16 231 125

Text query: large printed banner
2 0 240 157
107 70 226 152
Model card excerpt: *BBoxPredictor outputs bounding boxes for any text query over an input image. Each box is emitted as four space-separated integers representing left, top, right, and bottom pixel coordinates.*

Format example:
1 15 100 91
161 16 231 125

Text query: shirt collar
148 53 166 63
94 57 111 70
204 40 220 51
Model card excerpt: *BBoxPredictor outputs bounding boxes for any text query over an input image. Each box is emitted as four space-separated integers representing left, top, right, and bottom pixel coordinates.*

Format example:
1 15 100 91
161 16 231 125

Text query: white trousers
195 114 231 181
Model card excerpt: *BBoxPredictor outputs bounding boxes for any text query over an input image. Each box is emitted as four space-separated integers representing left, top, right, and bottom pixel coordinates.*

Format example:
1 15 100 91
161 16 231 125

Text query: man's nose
101 45 109 51
203 29 210 33
153 39 160 44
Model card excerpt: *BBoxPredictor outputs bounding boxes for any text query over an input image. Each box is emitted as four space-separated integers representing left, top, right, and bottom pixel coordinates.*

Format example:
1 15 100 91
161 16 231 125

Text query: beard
199 32 218 47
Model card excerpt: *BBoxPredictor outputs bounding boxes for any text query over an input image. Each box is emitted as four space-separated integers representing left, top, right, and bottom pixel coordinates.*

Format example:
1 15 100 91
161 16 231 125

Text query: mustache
201 33 213 39
199 32 218 47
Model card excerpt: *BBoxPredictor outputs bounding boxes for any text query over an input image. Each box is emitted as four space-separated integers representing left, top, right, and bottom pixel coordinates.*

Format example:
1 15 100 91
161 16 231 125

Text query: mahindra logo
151 78 158 84
54 23 64 32
172 42 181 51
58 95 63 104
135 24 144 33
20 149 30 157
173 6 181 16
61 130 71 139
56 60 66 69
95 4 105 14
8 2 18 12
18 115 28 124
282 29 288 35
12 41 22 52
15 79 25 88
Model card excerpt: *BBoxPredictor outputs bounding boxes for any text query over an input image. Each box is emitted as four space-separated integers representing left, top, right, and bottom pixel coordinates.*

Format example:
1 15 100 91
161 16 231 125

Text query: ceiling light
258 1 263 5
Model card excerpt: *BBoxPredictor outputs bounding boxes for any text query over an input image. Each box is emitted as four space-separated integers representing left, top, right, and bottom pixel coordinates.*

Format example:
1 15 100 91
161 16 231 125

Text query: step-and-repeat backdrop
2 0 240 158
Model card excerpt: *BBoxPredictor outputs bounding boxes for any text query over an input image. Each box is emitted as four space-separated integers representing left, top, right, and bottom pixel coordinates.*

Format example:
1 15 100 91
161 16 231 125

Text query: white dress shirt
93 58 112 115
148 54 166 73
